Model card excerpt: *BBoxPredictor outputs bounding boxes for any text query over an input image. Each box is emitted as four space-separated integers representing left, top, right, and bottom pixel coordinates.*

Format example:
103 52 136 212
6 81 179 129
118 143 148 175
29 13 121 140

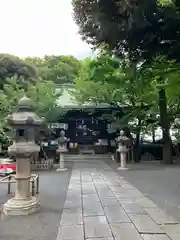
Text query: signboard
48 123 68 130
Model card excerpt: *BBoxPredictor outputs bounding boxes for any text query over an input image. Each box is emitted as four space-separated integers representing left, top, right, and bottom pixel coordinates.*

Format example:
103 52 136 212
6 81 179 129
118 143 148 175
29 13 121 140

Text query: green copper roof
56 84 111 109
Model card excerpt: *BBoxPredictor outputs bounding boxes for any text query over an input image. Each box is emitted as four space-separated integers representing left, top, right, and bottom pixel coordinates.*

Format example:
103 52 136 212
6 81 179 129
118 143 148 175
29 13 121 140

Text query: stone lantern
3 96 43 215
116 130 130 170
56 130 68 172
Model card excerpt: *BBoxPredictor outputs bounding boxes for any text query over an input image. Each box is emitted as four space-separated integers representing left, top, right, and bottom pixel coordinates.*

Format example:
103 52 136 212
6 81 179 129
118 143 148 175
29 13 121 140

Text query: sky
0 0 92 59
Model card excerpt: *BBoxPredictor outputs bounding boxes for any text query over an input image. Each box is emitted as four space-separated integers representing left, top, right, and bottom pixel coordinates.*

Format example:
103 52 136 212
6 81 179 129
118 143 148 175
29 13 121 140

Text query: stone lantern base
117 166 129 171
117 151 129 171
56 167 68 172
3 197 40 216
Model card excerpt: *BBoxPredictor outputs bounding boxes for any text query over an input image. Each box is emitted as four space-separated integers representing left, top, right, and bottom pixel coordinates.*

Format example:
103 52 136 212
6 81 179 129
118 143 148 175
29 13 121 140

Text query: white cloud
0 0 92 58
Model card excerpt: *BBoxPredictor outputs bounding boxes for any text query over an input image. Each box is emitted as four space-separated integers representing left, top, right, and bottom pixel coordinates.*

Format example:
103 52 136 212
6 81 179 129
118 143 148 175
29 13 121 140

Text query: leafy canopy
72 0 180 61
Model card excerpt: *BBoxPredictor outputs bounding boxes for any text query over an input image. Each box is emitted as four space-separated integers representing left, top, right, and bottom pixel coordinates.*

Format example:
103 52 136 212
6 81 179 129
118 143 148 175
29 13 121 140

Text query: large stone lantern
3 96 43 215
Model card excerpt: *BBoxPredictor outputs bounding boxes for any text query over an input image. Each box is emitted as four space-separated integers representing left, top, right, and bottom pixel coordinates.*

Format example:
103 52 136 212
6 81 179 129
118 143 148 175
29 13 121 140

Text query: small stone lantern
56 130 68 172
3 96 43 215
116 130 130 170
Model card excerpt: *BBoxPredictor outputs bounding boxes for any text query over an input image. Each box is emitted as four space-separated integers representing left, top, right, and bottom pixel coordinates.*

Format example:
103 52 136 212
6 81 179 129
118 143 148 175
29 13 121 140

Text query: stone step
64 154 110 159
62 154 111 162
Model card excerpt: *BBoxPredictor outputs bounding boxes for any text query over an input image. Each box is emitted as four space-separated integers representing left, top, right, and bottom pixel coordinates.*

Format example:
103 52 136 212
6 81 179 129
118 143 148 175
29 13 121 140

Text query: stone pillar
3 96 43 215
56 151 68 172
15 157 31 200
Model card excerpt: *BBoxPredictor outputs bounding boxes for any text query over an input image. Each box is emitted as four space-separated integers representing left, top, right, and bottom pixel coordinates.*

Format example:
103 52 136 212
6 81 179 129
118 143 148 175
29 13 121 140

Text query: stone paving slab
83 194 100 203
100 196 120 207
60 208 83 226
103 206 131 223
82 185 96 195
162 224 180 240
64 199 82 209
129 214 165 234
83 201 104 216
110 223 142 240
135 197 157 208
98 190 115 197
121 203 145 214
141 234 171 240
84 216 113 239
116 196 134 203
57 225 84 240
144 207 178 225
87 238 115 240
66 190 81 199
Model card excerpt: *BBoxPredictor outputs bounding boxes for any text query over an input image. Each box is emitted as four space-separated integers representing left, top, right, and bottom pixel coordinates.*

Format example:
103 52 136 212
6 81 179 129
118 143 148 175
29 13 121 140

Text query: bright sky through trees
0 0 92 59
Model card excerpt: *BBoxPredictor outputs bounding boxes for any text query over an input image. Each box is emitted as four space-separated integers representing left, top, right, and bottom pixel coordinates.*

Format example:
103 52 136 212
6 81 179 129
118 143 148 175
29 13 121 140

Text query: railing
31 159 53 170
31 150 54 170
0 174 39 196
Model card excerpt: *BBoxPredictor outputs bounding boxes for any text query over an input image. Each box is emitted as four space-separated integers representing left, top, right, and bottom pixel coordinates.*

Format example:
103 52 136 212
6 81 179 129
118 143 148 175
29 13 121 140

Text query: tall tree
72 0 180 164
25 55 81 84
0 54 37 89
74 55 156 160
72 0 180 61
142 56 180 163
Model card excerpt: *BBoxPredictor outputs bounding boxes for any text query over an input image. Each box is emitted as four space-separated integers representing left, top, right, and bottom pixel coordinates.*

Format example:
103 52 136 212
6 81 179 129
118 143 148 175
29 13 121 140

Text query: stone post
116 130 130 170
3 96 43 215
56 130 68 172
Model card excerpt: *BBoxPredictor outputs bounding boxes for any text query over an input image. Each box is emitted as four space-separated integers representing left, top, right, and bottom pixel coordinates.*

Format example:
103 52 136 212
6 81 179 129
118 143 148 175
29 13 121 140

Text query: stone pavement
106 159 180 222
57 159 180 240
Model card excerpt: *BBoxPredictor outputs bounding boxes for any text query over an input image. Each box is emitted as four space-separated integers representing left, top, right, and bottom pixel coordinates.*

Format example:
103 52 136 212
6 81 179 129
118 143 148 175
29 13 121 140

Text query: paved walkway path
57 159 180 240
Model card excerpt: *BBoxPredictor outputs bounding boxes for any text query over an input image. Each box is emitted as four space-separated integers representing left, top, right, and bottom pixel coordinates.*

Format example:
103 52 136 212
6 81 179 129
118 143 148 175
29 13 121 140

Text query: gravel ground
0 162 72 240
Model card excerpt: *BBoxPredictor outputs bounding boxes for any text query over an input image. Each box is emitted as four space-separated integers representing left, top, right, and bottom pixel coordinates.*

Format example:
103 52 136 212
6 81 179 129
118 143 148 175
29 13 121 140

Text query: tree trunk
152 126 155 143
134 118 142 163
158 88 173 164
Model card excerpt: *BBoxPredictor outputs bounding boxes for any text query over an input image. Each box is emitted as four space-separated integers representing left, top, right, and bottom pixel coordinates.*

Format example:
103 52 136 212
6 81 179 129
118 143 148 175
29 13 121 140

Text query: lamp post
3 96 43 215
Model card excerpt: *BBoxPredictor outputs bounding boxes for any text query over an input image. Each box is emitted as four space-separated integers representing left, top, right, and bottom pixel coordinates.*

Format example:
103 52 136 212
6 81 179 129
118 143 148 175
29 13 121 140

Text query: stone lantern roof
7 95 43 126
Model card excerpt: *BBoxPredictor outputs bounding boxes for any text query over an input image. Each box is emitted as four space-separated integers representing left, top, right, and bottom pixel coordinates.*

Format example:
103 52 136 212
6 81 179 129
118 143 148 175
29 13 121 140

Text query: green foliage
142 56 180 122
27 79 61 120
0 54 37 89
74 55 156 134
0 53 81 146
0 76 60 124
73 0 180 163
158 0 174 6
25 55 81 84
72 0 180 61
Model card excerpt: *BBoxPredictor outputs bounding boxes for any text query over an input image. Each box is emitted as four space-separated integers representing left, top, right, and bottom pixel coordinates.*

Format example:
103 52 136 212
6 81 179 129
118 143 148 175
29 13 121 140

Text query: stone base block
117 167 129 171
56 168 68 172
3 197 40 216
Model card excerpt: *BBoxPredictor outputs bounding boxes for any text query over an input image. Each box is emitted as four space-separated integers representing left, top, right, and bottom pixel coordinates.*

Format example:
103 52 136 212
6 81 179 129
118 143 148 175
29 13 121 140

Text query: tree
74 55 156 161
72 0 180 61
27 79 61 121
25 55 81 84
0 77 60 126
72 0 180 164
0 54 37 89
142 56 180 163
0 76 61 147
